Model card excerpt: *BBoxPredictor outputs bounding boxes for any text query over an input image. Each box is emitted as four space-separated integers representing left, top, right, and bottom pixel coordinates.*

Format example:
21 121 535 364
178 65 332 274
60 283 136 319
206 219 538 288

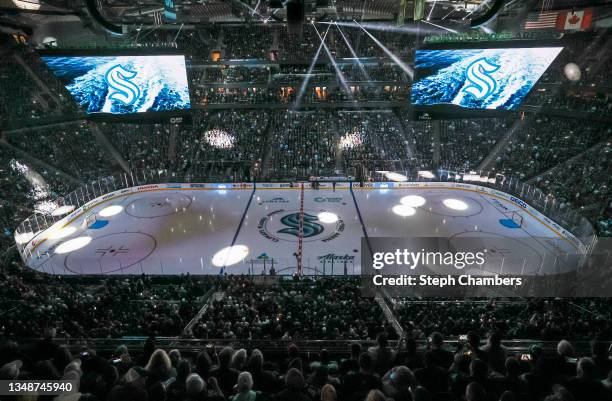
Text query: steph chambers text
372 274 523 287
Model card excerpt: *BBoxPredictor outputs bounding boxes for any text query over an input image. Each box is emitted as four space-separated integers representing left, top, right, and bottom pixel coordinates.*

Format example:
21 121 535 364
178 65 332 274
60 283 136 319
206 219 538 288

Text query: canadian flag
557 9 593 31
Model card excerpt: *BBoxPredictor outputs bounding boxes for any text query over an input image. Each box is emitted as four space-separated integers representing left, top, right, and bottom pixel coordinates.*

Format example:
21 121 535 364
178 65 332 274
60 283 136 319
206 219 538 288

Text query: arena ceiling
0 0 568 25
1 0 610 40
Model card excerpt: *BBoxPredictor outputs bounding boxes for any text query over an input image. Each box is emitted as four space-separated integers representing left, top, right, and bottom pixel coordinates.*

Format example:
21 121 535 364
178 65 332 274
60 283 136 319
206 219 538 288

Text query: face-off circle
258 209 344 243
125 193 193 218
449 231 544 275
64 232 156 274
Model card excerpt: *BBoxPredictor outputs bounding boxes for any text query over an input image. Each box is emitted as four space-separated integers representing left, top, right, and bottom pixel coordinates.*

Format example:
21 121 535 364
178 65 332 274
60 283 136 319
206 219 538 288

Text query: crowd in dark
0 262 211 338
2 326 612 401
1 267 612 342
191 277 393 341
396 298 612 341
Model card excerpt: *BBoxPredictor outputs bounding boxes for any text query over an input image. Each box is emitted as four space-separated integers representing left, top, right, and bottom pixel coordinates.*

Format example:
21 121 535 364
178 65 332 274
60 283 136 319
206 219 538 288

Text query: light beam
293 25 330 110
422 20 458 33
312 24 353 99
334 23 371 83
353 20 414 80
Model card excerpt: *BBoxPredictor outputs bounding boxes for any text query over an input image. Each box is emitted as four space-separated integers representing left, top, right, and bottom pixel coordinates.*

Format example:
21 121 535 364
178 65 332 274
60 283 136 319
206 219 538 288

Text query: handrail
183 287 216 335
5 337 597 356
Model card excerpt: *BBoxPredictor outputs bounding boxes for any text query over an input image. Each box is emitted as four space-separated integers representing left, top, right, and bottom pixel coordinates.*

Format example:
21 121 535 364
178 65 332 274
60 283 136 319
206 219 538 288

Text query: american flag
524 11 559 30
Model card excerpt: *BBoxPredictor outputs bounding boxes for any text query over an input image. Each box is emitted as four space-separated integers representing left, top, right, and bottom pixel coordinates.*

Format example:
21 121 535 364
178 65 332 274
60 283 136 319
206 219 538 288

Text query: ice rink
22 182 583 276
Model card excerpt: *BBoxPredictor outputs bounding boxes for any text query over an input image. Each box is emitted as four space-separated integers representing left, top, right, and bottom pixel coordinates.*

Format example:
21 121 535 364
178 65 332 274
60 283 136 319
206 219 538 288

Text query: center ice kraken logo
278 213 324 238
105 64 141 106
258 209 344 243
462 57 500 100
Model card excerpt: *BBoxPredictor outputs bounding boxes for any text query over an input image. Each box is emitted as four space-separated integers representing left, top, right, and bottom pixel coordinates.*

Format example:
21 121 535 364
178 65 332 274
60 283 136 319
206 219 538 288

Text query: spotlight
392 205 416 217
99 205 123 217
384 172 408 182
318 212 339 224
212 245 249 267
400 195 426 207
55 236 92 254
51 205 76 217
443 198 468 211
47 226 77 240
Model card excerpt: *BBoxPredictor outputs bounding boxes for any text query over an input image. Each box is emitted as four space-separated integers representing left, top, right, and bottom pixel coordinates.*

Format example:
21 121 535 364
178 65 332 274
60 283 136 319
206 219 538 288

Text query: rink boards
20 182 584 276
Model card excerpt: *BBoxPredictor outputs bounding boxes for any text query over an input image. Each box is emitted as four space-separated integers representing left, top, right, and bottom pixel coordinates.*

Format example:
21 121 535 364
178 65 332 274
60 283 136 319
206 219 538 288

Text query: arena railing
13 337 597 357
13 168 598 264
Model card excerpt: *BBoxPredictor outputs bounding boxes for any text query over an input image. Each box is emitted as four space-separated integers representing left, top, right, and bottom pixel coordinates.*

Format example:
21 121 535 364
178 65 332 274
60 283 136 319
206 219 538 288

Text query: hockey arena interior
0 0 612 400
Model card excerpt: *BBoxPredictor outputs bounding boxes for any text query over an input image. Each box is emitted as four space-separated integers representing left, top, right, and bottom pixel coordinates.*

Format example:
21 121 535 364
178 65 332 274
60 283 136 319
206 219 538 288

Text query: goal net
510 211 524 228
83 213 98 229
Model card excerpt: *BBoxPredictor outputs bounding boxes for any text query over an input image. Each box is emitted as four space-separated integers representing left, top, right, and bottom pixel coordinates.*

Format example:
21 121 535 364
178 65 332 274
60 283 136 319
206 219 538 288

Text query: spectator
232 349 248 371
231 371 258 401
414 352 448 395
167 359 191 401
273 368 311 401
342 353 382 401
339 343 361 375
465 382 488 401
185 373 206 401
427 332 453 370
247 349 279 393
565 357 608 401
368 334 397 375
320 383 337 401
212 347 240 396
365 389 388 401
381 365 414 401
144 349 173 383
483 332 507 374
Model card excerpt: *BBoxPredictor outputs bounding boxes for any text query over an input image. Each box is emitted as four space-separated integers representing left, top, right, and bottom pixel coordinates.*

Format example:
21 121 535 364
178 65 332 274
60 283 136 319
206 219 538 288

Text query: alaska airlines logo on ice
104 64 141 106
278 213 324 238
462 57 500 100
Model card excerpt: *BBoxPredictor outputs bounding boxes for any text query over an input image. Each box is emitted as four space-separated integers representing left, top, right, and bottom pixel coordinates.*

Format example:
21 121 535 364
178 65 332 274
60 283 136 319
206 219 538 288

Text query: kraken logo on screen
462 57 500 100
104 64 141 106
278 213 324 238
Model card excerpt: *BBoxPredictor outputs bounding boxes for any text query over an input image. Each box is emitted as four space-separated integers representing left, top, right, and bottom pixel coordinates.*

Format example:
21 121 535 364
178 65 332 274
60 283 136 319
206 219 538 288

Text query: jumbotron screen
411 47 563 118
40 55 191 114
